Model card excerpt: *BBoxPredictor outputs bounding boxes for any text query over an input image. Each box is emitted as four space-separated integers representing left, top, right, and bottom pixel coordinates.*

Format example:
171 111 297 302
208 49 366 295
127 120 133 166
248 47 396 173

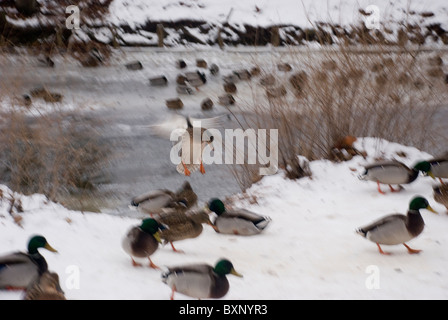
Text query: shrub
230 44 447 190
0 98 110 209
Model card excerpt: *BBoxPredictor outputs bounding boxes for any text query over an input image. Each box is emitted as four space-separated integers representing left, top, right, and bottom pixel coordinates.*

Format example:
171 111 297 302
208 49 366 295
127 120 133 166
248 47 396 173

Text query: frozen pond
1 47 447 215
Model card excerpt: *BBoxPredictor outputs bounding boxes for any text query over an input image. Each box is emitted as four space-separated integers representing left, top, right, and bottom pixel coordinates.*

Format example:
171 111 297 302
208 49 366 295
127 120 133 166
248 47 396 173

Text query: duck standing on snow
122 218 164 269
175 181 198 208
207 198 271 235
359 160 431 194
155 208 216 253
420 156 448 184
131 181 198 216
356 196 437 255
24 271 66 300
433 185 448 212
162 259 242 300
131 188 177 215
0 235 57 290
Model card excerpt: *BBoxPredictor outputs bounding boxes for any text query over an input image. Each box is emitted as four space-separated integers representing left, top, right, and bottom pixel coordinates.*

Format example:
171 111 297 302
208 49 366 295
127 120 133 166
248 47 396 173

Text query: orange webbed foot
377 181 386 195
200 162 206 174
131 258 143 267
376 243 391 255
182 162 191 176
148 258 160 269
403 243 421 254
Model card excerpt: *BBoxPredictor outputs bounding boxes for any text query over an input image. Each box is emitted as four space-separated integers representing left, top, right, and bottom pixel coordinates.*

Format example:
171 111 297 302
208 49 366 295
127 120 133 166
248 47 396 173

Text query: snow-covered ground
107 0 448 46
109 0 448 29
1 137 447 300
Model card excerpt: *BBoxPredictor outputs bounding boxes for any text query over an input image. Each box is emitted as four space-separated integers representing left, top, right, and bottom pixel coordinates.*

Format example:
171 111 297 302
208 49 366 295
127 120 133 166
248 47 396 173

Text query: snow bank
108 0 448 29
1 138 447 300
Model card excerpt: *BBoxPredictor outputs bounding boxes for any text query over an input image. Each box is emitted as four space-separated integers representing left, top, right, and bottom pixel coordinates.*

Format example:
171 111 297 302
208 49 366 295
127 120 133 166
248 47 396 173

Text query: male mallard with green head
156 208 216 253
0 235 57 290
122 218 163 268
359 160 430 194
207 198 271 235
357 196 437 255
418 156 448 184
162 259 242 300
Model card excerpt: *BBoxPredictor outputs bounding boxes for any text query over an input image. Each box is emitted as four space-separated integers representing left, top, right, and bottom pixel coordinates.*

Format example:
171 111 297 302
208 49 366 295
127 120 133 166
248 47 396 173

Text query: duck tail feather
358 171 367 180
356 228 367 237
130 199 139 207
255 217 271 230
161 271 170 283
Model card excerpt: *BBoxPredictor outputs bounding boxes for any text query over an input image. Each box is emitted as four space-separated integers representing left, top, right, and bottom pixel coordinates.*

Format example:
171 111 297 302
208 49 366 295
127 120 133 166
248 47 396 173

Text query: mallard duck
359 160 430 194
185 71 207 89
218 93 236 106
419 156 448 184
175 181 198 209
201 98 214 110
131 189 177 215
209 63 219 76
207 199 271 235
177 124 214 176
146 114 224 176
122 218 163 268
176 84 195 95
24 271 66 300
0 235 57 290
162 259 242 300
356 196 437 255
166 98 184 110
434 184 448 212
131 181 197 215
149 76 168 87
125 61 143 71
224 82 237 93
156 208 215 253
233 69 251 81
176 59 187 69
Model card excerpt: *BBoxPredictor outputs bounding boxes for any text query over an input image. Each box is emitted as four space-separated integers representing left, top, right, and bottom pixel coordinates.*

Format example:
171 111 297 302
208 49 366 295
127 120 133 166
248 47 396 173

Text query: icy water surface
0 48 287 215
1 47 447 215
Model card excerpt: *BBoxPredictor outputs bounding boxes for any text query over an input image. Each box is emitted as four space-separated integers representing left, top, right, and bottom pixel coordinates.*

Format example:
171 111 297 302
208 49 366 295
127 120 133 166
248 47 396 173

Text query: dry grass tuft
229 45 448 190
0 96 110 208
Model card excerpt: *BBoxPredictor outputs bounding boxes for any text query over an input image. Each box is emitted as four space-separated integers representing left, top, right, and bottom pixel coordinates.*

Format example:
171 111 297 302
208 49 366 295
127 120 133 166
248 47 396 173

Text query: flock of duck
357 156 448 255
1 153 446 300
1 71 448 300
123 181 270 300
0 180 271 300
